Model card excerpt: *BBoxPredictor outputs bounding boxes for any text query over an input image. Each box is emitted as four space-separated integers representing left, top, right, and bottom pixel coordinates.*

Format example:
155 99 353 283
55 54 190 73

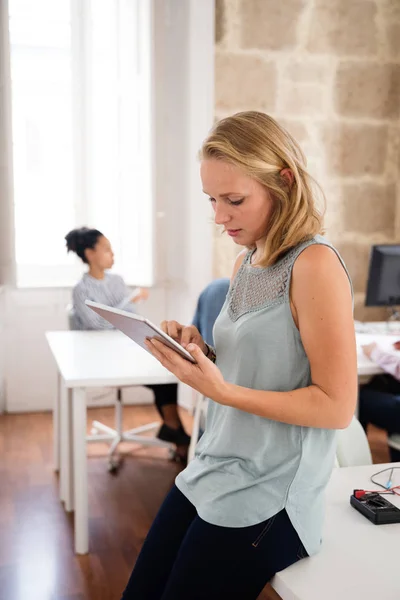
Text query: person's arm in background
130 287 149 304
72 285 114 330
112 276 149 313
362 342 400 382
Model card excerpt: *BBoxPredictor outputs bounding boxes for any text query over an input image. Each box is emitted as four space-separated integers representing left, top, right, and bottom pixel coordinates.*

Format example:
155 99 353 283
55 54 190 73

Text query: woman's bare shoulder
231 249 248 282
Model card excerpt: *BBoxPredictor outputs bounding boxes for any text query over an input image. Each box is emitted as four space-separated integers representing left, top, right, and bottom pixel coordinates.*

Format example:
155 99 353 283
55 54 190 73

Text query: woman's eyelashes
208 197 244 206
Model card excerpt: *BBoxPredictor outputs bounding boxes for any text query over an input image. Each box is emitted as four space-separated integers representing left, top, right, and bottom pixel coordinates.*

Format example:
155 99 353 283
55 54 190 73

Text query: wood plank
0 406 387 599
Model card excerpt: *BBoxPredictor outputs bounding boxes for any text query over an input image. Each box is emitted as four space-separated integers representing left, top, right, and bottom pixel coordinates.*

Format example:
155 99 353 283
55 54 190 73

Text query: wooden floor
0 405 390 600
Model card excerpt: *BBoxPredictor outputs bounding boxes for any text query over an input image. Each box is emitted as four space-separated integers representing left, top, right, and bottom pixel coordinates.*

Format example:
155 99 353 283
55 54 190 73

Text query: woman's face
200 159 274 248
86 236 114 269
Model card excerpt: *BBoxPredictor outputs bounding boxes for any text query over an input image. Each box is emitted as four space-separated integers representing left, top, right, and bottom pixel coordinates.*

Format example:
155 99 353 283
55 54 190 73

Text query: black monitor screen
365 245 400 307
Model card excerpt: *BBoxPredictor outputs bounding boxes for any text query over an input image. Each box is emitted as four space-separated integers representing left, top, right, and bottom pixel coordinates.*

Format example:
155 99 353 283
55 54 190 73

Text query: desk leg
73 387 88 555
53 372 61 472
60 383 74 511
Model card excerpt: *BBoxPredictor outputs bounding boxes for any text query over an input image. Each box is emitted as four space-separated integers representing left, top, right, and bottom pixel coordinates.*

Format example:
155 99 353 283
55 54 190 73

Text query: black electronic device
350 490 400 525
365 244 400 308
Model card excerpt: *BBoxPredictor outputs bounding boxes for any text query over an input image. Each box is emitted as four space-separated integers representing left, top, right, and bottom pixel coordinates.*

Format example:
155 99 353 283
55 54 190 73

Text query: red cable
354 488 399 499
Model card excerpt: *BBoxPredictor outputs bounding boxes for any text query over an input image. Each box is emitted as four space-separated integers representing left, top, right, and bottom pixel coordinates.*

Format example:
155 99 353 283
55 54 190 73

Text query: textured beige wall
212 0 400 320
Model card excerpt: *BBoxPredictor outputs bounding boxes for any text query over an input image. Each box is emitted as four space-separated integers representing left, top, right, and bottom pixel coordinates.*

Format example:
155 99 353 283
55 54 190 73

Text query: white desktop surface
46 330 177 387
46 329 178 554
272 463 400 600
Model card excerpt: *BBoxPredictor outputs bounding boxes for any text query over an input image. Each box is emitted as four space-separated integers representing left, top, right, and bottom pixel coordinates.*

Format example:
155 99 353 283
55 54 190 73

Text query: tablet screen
85 300 196 363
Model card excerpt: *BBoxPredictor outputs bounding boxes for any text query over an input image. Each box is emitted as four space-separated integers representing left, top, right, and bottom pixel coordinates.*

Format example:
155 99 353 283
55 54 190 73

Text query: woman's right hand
160 321 207 355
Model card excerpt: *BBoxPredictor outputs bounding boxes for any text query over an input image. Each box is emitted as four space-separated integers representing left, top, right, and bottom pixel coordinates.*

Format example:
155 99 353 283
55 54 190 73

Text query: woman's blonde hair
200 111 325 266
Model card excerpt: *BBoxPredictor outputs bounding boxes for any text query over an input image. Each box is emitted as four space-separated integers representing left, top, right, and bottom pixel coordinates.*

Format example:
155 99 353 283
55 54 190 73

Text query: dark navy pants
359 374 400 461
146 383 178 413
121 485 308 600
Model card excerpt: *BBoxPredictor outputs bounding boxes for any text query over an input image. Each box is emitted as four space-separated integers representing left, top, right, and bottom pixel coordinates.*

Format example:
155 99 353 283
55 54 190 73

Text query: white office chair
335 416 373 467
67 305 173 472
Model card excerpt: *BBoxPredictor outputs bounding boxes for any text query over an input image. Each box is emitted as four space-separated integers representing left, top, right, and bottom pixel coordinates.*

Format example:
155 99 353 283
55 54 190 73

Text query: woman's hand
160 321 208 355
362 342 377 359
145 338 226 401
131 287 149 303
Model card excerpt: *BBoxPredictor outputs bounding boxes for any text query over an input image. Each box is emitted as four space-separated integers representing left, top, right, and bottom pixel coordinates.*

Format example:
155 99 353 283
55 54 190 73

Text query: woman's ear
280 168 294 188
84 247 92 263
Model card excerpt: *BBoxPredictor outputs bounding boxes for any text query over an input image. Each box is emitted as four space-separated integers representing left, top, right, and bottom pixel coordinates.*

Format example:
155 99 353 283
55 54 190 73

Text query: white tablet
85 300 196 363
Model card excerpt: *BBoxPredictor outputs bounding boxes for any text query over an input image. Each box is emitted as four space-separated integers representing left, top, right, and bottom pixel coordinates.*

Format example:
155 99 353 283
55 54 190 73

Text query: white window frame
9 0 154 289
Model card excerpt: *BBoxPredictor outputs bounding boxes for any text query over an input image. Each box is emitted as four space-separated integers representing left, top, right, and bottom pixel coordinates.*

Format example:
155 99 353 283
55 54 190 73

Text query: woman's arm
145 245 357 429
73 286 114 330
111 276 138 311
130 287 149 304
214 245 358 429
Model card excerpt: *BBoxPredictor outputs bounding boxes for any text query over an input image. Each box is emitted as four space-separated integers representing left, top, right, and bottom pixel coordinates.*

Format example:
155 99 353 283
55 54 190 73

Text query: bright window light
8 0 153 287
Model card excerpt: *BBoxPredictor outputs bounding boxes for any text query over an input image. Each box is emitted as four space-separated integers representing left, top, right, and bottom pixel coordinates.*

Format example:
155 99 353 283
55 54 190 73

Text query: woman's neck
88 266 105 280
251 239 266 264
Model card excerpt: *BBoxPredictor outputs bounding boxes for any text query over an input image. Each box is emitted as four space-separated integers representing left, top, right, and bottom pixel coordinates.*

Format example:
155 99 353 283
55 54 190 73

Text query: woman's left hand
362 342 377 359
145 338 226 400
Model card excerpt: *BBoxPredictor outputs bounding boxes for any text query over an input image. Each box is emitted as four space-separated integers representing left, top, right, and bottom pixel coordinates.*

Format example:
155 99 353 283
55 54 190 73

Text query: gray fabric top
176 235 352 556
72 272 135 330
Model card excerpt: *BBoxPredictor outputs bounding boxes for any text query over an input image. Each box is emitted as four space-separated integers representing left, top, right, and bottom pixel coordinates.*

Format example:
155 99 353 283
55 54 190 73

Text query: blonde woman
121 112 357 600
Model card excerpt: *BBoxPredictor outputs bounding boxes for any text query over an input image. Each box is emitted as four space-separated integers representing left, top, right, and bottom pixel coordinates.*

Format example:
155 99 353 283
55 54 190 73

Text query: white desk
272 463 400 600
46 330 177 554
47 328 399 555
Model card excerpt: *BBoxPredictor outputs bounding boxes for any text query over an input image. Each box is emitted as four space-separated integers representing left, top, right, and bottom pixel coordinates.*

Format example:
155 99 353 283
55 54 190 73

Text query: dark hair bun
65 227 103 264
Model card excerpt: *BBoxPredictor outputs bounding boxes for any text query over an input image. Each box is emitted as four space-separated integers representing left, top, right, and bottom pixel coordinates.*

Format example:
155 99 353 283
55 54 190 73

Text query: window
8 0 153 287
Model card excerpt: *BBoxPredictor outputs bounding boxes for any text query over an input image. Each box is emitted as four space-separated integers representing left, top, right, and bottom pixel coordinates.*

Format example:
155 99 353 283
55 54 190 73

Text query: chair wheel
108 457 121 474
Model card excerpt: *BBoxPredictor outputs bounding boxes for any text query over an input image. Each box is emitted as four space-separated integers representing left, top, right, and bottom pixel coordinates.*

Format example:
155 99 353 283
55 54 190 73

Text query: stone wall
212 0 400 320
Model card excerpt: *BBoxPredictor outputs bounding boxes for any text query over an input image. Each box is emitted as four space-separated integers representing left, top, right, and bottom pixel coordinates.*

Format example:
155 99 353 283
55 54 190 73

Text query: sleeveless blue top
176 235 352 556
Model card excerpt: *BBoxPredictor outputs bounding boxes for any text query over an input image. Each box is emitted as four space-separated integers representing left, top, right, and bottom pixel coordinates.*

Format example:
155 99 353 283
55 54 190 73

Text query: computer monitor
365 244 400 307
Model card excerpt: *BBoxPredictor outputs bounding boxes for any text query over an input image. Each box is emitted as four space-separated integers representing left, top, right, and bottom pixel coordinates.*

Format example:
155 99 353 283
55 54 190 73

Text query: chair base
86 418 175 473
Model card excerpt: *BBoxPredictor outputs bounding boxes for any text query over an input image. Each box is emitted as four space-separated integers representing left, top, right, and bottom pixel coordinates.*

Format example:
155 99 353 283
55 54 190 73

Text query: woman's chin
230 232 247 245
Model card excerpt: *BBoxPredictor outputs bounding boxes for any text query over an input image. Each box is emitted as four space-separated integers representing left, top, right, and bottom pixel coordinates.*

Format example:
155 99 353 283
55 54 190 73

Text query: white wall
0 286 5 413
3 0 215 413
0 0 16 286
153 0 214 324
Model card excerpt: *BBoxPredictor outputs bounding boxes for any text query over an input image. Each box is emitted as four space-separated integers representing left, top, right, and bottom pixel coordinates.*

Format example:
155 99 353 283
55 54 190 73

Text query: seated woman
360 341 400 461
65 226 190 461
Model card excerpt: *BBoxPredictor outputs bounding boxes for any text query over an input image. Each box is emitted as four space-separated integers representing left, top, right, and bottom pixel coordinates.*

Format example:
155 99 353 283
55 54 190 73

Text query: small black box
350 491 400 525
